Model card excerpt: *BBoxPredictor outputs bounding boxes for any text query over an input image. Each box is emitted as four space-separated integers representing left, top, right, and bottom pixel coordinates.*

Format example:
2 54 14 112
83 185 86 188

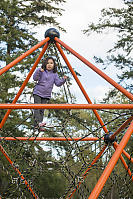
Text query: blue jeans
33 94 49 127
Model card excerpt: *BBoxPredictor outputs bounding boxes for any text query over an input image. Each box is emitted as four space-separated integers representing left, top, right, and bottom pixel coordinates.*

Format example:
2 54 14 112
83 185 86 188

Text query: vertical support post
55 42 108 134
0 42 49 128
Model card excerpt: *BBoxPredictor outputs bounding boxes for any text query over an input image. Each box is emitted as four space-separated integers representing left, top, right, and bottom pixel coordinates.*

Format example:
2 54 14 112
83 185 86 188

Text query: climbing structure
0 28 133 199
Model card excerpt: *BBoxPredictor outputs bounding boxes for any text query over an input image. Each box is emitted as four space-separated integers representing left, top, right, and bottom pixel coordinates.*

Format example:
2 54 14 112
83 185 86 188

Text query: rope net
0 37 133 199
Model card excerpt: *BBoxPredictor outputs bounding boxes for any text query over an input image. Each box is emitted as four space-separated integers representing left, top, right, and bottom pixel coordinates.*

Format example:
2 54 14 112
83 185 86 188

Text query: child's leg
40 98 50 122
33 94 42 127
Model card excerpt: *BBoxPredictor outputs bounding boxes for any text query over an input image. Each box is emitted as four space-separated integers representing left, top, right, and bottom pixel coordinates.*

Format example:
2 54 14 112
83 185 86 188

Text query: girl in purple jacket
33 57 67 130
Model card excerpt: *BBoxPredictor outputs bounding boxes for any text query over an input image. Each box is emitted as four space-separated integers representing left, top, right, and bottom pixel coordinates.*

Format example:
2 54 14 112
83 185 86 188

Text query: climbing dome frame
0 28 133 199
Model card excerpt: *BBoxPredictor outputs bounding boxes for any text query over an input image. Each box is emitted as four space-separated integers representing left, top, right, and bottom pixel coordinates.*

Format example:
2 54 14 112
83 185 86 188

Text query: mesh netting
0 39 133 199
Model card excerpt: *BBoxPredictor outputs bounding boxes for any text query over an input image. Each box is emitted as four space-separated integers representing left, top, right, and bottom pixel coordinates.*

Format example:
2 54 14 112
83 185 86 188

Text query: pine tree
83 0 133 93
83 1 133 198
0 0 67 198
0 0 66 128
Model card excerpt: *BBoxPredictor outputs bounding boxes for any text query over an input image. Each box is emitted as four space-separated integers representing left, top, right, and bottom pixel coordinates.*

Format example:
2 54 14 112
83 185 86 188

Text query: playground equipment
0 28 133 199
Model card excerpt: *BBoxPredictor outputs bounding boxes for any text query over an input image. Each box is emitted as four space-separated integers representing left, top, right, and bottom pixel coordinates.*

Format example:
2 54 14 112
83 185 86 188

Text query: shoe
34 126 39 131
39 128 45 131
45 124 54 128
39 122 46 127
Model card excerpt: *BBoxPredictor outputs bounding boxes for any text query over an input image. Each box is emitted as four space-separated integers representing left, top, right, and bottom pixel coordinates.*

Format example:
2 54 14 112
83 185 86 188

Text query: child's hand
63 76 68 80
40 68 44 72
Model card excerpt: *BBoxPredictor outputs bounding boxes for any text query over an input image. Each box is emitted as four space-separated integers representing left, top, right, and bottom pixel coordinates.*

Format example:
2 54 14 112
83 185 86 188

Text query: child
33 56 67 130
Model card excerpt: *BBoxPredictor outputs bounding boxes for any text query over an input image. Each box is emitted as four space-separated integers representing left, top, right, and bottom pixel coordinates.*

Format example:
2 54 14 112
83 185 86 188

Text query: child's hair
41 57 57 73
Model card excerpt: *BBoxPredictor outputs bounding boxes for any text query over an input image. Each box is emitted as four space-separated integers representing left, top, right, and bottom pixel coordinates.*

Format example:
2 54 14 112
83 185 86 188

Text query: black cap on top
45 28 60 41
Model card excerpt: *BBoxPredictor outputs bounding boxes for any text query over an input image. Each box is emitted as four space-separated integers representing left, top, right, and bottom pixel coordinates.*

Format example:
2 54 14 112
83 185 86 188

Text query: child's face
46 59 54 71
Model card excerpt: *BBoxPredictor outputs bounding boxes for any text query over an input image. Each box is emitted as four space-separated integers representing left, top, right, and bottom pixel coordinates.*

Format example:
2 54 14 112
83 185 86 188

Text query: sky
35 0 125 103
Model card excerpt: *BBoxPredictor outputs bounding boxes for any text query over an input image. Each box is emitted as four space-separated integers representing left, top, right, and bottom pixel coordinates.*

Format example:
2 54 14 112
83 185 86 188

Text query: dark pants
33 94 49 127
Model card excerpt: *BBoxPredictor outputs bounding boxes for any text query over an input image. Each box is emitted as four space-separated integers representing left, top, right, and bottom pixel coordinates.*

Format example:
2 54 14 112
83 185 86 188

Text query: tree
83 0 133 94
0 0 66 130
82 1 133 198
0 0 68 198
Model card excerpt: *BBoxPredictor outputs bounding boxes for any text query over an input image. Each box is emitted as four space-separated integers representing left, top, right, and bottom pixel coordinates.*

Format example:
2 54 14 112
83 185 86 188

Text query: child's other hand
40 68 44 72
63 76 68 80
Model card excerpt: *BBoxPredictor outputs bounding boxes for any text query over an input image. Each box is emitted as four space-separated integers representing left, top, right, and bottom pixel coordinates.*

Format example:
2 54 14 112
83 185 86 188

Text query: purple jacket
33 68 66 98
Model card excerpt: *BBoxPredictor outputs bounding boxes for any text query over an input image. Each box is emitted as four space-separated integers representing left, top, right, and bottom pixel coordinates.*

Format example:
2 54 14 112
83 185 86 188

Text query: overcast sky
35 0 125 103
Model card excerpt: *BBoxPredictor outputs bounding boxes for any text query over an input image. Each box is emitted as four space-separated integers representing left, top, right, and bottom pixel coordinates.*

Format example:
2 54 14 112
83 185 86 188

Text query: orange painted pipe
0 144 39 199
114 142 133 163
55 42 93 104
106 116 133 183
0 37 50 75
0 42 49 128
113 144 133 181
55 37 133 102
67 145 107 199
56 42 108 134
110 116 133 168
119 155 133 181
0 137 101 141
0 104 132 109
110 116 133 140
88 120 133 199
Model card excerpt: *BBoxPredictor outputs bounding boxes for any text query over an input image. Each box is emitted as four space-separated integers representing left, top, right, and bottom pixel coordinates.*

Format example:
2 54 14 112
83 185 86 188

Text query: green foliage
0 0 68 198
83 1 133 93
84 4 133 194
0 0 132 198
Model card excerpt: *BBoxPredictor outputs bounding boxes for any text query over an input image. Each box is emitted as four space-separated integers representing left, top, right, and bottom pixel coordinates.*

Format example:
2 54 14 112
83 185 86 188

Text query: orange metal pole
0 137 101 141
0 144 39 199
54 37 133 102
88 120 133 199
113 144 133 181
67 145 107 199
110 116 133 140
114 142 133 163
0 42 49 128
110 116 133 172
0 104 132 109
119 155 133 181
0 37 50 75
55 42 108 134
